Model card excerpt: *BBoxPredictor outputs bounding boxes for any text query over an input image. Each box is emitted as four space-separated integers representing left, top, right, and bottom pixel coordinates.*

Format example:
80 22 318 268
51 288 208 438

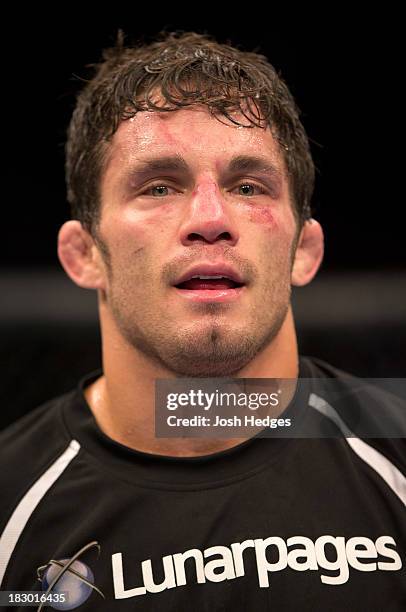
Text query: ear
291 218 324 286
57 220 106 290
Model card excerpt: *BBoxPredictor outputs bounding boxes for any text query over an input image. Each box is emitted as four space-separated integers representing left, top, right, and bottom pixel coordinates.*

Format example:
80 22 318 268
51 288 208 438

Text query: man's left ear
291 219 324 286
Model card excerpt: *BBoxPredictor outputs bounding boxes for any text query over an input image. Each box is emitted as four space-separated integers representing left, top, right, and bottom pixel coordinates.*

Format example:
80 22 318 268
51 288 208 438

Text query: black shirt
0 357 405 611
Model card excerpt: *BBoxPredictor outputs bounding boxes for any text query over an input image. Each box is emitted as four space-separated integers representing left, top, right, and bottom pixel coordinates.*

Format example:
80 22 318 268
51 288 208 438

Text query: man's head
65 31 314 235
58 31 323 377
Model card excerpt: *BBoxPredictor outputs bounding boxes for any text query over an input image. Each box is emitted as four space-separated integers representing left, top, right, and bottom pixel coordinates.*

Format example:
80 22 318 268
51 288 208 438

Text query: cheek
140 202 176 229
247 205 277 229
103 203 178 261
244 205 297 269
245 203 296 242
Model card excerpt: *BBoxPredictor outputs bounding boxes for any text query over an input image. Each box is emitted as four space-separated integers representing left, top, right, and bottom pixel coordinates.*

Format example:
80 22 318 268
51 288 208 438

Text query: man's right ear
57 220 106 290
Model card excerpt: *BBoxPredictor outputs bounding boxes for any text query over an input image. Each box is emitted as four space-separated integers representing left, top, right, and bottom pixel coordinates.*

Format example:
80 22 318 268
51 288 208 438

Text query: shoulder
0 391 73 453
301 355 406 474
0 391 77 527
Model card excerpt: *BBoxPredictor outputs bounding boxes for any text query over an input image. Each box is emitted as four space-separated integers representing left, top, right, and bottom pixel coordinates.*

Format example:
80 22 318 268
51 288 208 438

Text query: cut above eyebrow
125 154 283 184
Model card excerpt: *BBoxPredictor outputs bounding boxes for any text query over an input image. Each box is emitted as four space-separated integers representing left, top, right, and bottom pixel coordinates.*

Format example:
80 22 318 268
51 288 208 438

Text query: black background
1 10 405 428
0 10 403 272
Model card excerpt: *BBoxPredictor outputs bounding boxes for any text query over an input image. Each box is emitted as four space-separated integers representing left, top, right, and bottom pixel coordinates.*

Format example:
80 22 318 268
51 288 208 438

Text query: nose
179 181 239 246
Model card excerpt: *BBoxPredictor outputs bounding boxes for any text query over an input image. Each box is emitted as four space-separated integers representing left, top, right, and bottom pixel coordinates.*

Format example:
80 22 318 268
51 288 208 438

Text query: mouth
176 275 244 291
172 266 247 303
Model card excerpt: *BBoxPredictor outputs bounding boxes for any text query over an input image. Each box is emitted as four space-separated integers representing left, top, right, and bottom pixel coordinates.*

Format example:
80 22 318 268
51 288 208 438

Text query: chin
163 355 250 378
157 326 268 378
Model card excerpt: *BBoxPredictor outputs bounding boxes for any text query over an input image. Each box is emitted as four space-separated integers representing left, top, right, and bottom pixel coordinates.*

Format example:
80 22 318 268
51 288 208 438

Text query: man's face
96 106 298 376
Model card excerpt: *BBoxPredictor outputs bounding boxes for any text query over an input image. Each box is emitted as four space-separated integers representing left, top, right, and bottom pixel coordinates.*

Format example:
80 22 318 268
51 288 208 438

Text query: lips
177 277 242 290
173 264 245 290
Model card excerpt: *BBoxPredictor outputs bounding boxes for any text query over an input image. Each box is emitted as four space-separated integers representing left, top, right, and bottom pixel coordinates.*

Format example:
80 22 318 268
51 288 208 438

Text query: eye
140 181 267 198
234 183 266 196
147 184 172 197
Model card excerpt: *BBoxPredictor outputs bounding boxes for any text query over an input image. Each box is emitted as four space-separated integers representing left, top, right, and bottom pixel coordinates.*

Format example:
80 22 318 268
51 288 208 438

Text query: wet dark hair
66 30 314 234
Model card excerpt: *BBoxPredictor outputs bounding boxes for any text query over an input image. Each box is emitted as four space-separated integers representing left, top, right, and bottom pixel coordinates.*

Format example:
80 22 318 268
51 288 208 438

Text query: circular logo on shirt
36 541 105 610
39 559 94 610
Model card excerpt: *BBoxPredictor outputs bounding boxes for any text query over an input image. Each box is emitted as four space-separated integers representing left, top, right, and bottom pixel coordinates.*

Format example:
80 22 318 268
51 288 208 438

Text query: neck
84 306 299 457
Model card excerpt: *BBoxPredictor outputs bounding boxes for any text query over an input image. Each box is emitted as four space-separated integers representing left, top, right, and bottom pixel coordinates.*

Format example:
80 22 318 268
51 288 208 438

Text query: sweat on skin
58 105 323 457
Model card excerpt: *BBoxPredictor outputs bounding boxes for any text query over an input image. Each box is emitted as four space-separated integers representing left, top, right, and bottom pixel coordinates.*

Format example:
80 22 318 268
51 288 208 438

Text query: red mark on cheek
248 205 277 228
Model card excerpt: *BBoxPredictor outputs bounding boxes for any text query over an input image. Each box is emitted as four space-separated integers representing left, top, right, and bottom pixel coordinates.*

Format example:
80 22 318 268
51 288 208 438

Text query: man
0 31 404 611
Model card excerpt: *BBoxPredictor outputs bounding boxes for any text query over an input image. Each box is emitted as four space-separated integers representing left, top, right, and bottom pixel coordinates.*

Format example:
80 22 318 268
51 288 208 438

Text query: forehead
103 106 286 177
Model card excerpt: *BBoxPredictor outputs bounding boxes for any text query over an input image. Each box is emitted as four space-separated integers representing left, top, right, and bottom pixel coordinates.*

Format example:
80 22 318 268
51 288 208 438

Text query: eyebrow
227 155 282 180
125 155 190 184
124 154 283 185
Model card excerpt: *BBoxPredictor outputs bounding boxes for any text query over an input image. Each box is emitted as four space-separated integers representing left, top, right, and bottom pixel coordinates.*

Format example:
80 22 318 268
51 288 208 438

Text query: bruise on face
247 204 277 229
101 107 295 245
